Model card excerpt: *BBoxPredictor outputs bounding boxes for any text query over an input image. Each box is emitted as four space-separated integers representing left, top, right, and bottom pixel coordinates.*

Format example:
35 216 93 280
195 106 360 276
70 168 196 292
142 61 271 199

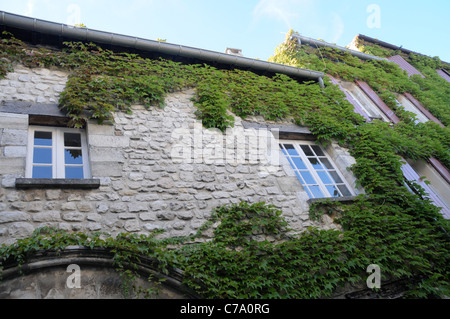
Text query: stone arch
0 246 200 299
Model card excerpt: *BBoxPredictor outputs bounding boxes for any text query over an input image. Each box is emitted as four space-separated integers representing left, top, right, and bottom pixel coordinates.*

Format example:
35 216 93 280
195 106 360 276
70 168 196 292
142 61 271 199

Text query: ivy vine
0 30 449 298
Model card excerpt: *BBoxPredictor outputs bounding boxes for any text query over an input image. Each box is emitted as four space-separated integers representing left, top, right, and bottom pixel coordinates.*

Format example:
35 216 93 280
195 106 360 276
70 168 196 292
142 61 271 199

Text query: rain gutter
0 11 325 84
291 34 386 61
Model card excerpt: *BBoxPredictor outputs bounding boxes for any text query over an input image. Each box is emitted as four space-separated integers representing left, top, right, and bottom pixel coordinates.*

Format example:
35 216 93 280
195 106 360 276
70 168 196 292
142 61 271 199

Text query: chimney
225 48 243 56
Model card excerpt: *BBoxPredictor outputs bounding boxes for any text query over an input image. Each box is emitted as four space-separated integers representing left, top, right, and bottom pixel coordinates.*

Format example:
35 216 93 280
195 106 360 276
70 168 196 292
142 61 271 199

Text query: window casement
344 88 386 122
26 126 90 179
279 141 354 199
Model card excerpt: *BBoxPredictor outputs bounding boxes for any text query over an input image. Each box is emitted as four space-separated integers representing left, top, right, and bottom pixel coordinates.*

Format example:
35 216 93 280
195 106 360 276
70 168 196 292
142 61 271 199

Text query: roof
356 34 450 66
0 11 324 83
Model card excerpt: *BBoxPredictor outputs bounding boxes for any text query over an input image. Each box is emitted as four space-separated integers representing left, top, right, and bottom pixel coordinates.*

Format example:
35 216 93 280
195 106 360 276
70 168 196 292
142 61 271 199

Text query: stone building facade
0 64 361 247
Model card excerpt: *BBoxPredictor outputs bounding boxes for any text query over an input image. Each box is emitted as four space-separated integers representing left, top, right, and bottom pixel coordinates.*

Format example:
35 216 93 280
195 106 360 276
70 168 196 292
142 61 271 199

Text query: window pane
33 148 52 164
34 131 52 146
283 144 299 156
295 171 305 185
304 187 313 198
317 171 333 184
326 185 341 198
65 166 84 179
65 149 83 165
292 157 307 170
329 171 343 184
300 171 317 185
309 158 323 170
320 158 334 170
338 185 352 197
32 166 52 178
309 186 324 198
280 144 287 155
300 145 314 156
64 133 82 147
311 145 325 156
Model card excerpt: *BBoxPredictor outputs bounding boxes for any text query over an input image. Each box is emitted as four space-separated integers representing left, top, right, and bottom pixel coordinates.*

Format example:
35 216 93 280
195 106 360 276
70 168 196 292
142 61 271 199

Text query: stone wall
0 66 354 246
0 64 68 104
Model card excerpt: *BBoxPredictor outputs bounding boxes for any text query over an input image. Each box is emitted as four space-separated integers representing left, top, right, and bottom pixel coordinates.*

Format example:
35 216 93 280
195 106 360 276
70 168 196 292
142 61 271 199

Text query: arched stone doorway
0 246 200 299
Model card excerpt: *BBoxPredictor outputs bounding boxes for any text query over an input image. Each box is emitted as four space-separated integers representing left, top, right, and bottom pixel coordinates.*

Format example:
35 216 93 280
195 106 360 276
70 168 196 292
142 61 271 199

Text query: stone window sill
15 178 101 190
307 196 359 205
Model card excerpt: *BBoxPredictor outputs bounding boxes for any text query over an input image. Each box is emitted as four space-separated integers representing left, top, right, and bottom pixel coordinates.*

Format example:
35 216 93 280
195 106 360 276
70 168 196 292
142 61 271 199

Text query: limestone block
89 148 125 162
4 146 27 157
1 129 28 146
124 220 141 232
156 211 175 221
96 202 109 214
62 212 85 222
151 201 168 211
32 211 61 222
8 222 34 238
0 211 30 224
176 211 194 221
128 202 149 213
0 157 25 174
88 135 130 148
1 174 22 188
90 162 123 177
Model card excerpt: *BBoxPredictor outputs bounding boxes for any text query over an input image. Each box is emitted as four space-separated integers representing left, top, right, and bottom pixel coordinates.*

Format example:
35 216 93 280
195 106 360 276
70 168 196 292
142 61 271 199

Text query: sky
0 0 449 62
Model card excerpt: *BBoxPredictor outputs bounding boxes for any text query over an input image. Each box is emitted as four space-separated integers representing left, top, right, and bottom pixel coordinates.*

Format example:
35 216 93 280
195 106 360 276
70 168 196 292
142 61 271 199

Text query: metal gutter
0 11 324 83
357 34 450 66
291 34 386 61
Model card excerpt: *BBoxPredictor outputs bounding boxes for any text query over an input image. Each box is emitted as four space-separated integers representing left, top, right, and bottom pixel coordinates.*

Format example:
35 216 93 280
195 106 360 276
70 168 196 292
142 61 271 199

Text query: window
344 89 385 121
280 141 353 199
26 126 90 179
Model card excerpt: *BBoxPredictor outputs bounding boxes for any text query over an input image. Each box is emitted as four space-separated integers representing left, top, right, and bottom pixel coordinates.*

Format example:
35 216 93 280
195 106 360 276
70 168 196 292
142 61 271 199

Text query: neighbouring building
0 12 448 300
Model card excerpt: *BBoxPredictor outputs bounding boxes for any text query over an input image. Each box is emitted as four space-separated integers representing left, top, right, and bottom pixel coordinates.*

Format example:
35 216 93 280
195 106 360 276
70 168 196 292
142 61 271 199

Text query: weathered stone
212 192 231 199
143 224 162 232
87 223 102 231
0 211 30 224
46 189 62 200
1 175 21 188
124 220 141 232
118 213 136 220
8 222 34 238
27 202 44 212
172 222 186 230
177 211 194 221
61 202 77 211
77 203 92 212
62 212 85 222
169 202 184 211
32 211 61 222
110 203 128 213
96 202 109 214
156 211 175 221
151 201 168 211
194 193 213 200
139 213 157 221
128 202 148 213
86 214 102 222
157 178 174 189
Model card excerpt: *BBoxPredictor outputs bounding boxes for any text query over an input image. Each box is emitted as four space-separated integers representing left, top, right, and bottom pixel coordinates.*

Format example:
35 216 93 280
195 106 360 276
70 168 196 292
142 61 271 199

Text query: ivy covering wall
0 31 449 298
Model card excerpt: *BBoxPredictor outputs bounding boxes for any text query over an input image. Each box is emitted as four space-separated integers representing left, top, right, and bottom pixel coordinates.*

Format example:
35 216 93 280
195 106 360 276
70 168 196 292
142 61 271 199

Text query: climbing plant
0 30 449 298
